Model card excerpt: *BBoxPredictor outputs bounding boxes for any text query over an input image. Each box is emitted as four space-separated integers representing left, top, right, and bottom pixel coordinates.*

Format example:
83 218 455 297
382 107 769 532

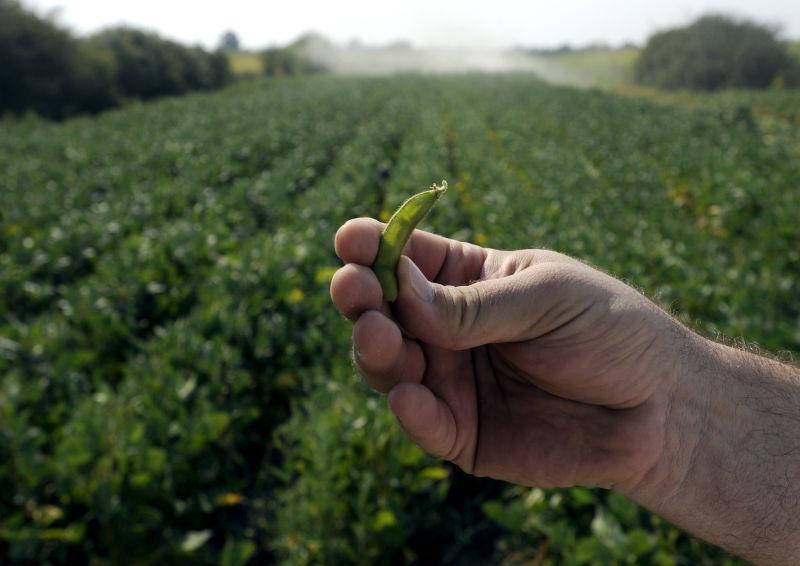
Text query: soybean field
1 75 798 564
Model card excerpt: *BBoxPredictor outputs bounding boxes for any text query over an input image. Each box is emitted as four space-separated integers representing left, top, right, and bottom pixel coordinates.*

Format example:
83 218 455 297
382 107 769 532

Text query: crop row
0 81 380 322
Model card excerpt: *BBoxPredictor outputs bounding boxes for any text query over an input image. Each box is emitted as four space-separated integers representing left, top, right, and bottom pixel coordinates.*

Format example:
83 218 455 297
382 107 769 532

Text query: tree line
636 15 800 91
0 0 231 120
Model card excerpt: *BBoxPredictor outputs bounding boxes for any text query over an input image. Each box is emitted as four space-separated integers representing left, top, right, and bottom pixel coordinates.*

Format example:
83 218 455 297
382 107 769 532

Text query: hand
330 218 689 492
332 218 800 563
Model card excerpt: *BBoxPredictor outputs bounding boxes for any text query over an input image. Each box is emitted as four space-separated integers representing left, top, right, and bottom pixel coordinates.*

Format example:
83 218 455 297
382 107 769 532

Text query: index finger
334 217 452 281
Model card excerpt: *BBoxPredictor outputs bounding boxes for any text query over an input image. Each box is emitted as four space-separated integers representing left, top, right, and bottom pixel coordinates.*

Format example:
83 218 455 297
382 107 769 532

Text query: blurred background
1 0 799 564
4 0 800 117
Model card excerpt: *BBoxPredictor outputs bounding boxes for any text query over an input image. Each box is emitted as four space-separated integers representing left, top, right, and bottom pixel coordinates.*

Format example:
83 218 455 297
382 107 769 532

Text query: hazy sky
25 0 800 49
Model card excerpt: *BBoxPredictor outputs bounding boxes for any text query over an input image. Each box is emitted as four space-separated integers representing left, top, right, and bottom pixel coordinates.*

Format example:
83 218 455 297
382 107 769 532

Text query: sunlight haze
24 0 800 49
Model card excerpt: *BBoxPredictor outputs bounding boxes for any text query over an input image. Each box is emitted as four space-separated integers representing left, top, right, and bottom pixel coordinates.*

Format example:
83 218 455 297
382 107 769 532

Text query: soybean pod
373 180 447 302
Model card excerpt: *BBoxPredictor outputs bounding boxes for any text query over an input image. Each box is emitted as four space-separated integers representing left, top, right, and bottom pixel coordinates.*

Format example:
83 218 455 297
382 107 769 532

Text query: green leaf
372 509 397 531
607 492 640 526
574 536 605 564
395 442 424 467
203 412 231 439
482 500 527 533
627 529 655 556
591 508 626 553
567 487 597 507
220 540 256 566
181 530 213 553
144 447 167 473
418 466 449 480
39 524 86 543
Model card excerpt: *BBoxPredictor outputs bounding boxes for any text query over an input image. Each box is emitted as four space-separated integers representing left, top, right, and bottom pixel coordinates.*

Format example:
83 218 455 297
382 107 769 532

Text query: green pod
373 181 447 302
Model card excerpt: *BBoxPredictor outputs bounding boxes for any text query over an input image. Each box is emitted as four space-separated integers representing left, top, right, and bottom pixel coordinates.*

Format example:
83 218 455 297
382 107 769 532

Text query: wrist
620 326 714 506
625 331 800 563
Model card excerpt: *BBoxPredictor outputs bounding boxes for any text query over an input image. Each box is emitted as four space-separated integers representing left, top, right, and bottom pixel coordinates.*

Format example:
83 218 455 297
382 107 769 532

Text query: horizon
23 0 800 51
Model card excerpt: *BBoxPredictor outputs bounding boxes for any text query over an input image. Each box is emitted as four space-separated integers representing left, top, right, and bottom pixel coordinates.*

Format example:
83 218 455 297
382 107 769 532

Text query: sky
24 0 800 50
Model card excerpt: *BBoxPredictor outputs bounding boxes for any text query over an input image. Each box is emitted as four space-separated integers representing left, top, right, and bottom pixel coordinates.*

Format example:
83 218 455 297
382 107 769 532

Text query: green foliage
481 488 741 565
89 27 231 100
0 0 119 119
272 370 451 564
635 15 799 91
0 1 230 120
2 75 797 563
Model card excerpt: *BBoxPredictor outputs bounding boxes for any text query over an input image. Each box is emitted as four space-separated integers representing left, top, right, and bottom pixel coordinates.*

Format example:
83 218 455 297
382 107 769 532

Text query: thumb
395 255 578 350
392 255 520 350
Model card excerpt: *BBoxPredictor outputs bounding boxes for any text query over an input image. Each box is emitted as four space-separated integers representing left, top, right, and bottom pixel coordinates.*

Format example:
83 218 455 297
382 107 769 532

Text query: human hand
330 218 690 493
332 218 800 563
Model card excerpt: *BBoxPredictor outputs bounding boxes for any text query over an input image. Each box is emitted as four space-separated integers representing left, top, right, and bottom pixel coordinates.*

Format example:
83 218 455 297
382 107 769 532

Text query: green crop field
1 75 798 564
228 51 265 78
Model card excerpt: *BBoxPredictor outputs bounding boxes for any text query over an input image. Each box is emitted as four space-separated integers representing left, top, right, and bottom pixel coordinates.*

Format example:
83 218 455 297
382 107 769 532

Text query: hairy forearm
629 333 800 564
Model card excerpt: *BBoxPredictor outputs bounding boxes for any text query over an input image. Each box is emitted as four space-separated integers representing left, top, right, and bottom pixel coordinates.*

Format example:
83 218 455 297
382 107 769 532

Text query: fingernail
400 256 433 303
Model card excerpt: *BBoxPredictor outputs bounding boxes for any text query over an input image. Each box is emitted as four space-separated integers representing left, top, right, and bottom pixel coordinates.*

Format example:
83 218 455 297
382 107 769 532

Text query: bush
66 42 120 115
635 15 799 91
0 0 118 119
209 50 234 88
0 1 231 120
89 28 230 100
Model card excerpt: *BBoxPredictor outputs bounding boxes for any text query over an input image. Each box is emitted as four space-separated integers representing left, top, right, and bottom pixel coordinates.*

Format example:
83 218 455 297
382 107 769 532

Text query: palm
421 340 663 490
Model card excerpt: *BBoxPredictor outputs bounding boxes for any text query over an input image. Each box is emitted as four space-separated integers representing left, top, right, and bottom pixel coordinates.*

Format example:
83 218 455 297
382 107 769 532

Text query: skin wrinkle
474 248 498 281
522 288 579 341
495 253 519 279
610 335 658 408
489 344 539 388
527 286 598 341
597 332 660 408
485 345 513 407
438 396 457 462
654 335 698 504
633 355 701 506
454 286 473 344
430 241 452 279
608 325 687 505
436 238 478 286
468 345 482 475
607 403 662 492
570 409 590 488
677 393 709 505
458 284 484 346
436 286 462 350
